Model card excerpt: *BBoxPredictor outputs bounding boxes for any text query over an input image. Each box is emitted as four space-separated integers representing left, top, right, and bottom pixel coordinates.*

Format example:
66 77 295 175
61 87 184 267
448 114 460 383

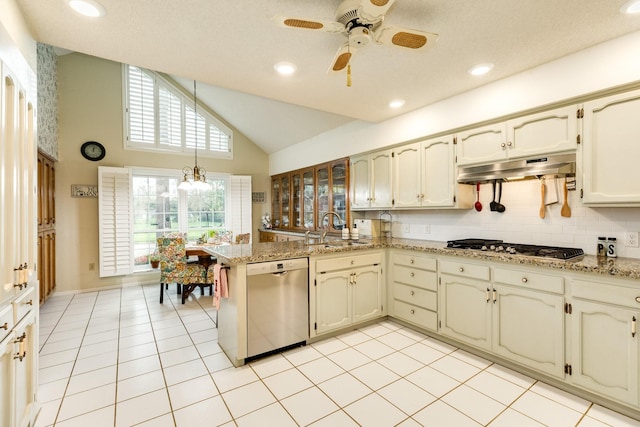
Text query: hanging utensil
496 181 506 213
561 178 572 217
545 176 559 206
539 178 546 218
490 180 498 211
475 183 482 212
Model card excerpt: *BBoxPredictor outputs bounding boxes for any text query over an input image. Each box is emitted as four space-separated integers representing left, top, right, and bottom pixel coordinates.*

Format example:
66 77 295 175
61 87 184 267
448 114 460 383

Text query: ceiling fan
274 0 438 75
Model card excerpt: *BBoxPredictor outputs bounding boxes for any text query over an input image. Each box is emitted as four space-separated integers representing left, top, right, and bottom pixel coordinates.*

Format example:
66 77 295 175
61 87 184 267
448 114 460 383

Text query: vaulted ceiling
16 0 640 153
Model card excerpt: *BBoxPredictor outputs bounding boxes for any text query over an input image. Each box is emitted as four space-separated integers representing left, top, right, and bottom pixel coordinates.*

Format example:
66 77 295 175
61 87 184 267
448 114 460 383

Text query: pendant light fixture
178 80 211 191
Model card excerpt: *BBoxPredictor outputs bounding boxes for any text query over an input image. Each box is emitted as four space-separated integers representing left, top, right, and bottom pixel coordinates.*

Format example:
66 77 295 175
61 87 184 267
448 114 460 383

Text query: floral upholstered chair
157 236 210 304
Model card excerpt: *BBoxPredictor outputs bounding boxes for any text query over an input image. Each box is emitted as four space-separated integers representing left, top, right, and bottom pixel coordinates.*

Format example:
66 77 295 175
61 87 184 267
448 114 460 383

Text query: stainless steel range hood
457 153 576 184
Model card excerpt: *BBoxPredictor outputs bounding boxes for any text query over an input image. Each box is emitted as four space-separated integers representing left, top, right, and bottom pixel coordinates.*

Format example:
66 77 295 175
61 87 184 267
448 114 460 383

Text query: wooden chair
235 233 250 244
157 236 211 304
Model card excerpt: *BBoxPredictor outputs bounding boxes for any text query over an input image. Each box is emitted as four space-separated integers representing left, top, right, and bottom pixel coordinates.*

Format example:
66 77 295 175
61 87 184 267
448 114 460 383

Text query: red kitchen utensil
475 183 482 212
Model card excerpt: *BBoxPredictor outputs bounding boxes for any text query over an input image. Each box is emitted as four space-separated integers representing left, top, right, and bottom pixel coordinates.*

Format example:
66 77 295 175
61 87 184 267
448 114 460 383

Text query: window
99 166 252 275
124 65 233 158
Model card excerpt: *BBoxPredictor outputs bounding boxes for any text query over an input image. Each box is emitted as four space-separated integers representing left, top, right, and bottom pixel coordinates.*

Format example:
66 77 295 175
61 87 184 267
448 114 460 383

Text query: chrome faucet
320 211 342 243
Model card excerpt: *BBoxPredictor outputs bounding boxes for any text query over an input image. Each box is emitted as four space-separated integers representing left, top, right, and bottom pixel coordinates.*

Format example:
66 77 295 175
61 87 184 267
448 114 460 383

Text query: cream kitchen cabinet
390 251 438 331
439 258 493 350
312 251 384 336
568 278 640 406
393 135 472 208
581 89 640 206
350 150 393 210
456 105 579 166
492 266 565 378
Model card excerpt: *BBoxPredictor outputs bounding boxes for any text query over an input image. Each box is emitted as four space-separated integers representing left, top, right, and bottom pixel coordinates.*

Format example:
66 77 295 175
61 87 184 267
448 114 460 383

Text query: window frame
123 64 234 159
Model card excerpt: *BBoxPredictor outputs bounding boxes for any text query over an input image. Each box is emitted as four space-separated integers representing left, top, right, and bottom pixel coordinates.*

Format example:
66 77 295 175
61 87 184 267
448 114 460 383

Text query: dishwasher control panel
246 257 308 276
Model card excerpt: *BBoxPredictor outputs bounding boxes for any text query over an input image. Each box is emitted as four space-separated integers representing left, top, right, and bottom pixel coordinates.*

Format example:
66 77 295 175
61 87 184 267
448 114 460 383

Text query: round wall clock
80 141 106 161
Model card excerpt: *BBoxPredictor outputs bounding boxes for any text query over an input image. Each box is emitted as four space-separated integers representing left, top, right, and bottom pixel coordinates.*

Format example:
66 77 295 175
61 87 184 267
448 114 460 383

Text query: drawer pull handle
350 260 355 265
410 259 414 264
410 291 415 296
1 322 7 330
486 288 490 303
410 309 415 314
13 332 27 362
522 277 528 283
26 299 33 306
493 289 497 303
410 272 415 277
459 267 464 273
633 316 637 338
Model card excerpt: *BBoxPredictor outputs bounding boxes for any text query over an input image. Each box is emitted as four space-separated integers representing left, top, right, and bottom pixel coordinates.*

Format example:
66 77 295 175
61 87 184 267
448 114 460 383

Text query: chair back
235 233 250 244
157 236 187 272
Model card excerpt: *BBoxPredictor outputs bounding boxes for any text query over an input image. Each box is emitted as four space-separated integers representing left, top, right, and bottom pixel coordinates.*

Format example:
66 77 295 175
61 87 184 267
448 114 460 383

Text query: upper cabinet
350 149 392 210
291 167 315 230
393 135 472 209
457 105 580 166
581 89 640 206
317 159 349 232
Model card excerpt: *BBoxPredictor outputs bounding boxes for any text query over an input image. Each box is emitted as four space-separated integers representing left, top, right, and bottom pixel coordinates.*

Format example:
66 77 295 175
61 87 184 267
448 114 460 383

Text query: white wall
269 30 640 259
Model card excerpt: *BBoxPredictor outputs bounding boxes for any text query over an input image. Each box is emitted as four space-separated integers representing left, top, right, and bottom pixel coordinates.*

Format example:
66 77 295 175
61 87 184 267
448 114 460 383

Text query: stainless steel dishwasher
246 257 309 359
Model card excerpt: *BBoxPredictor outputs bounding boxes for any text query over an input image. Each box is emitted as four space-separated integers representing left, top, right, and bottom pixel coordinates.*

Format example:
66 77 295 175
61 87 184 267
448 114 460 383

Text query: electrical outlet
402 223 410 233
424 224 431 234
625 232 639 248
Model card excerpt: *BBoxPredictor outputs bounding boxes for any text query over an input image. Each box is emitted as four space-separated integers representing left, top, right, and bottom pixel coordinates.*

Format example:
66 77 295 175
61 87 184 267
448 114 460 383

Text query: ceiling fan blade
328 42 357 72
374 25 438 49
358 0 396 24
273 16 344 33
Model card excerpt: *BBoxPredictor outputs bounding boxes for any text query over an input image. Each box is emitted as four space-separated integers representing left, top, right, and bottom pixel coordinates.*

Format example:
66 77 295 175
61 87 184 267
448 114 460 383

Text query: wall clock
80 141 106 161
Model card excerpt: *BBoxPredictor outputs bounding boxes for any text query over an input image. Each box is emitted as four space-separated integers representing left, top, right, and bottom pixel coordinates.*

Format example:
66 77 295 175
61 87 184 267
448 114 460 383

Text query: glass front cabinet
270 158 349 233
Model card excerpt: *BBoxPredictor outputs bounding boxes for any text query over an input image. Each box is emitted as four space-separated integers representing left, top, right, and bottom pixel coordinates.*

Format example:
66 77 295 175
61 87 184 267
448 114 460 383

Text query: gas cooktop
446 239 585 260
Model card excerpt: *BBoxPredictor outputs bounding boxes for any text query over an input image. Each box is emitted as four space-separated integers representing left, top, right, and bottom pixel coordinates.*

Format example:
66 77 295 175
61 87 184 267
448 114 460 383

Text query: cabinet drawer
13 287 35 324
494 267 564 294
572 279 640 309
316 252 383 272
439 259 490 281
394 300 437 330
0 305 13 342
393 252 436 271
394 283 437 310
394 266 437 291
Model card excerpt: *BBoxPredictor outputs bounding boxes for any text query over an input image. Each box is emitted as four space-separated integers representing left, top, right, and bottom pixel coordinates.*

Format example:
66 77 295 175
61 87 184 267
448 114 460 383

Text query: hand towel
213 264 229 310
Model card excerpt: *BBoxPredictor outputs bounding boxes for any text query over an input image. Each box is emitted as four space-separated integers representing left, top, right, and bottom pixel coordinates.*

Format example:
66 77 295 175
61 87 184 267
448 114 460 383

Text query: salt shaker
607 237 617 258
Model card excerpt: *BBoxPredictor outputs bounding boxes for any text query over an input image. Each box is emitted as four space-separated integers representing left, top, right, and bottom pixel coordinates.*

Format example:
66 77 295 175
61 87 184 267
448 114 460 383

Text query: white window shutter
229 175 252 242
99 167 133 277
127 66 155 144
158 86 182 148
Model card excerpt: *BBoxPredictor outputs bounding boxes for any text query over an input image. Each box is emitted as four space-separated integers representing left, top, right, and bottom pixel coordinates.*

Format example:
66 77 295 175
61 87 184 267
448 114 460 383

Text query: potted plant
149 252 161 269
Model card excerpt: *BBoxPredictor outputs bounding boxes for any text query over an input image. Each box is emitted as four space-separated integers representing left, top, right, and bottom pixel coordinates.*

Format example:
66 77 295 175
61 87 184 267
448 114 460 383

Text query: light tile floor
35 284 640 427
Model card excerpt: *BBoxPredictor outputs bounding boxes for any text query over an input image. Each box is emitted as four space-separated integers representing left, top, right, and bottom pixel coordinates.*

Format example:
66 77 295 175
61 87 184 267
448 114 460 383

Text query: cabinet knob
459 267 464 272
26 299 33 306
410 309 415 314
410 290 415 296
1 322 7 330
410 272 415 277
350 260 355 265
522 277 528 283
636 297 640 303
501 143 506 149
507 141 513 147
410 259 414 264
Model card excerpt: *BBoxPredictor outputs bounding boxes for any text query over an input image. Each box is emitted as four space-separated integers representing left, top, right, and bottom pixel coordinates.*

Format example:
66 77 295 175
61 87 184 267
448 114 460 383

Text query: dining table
186 244 226 268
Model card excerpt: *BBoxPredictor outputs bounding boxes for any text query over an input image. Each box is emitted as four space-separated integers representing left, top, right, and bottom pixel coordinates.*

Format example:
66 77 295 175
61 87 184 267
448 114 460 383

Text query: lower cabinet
439 259 565 378
312 251 384 336
569 279 639 406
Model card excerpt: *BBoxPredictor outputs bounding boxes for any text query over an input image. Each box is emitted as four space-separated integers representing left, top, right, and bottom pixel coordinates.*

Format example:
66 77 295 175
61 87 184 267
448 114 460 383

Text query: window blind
158 86 182 148
229 175 252 242
127 66 155 145
99 167 133 277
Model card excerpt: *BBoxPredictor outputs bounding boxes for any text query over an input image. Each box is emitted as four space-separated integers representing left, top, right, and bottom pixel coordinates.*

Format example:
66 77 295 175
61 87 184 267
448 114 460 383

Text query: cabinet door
493 285 565 378
280 174 291 228
0 332 15 427
315 270 352 334
302 169 315 230
439 274 492 350
330 160 349 230
582 90 640 205
421 136 455 207
352 265 382 324
271 176 282 228
393 142 421 207
570 299 639 405
13 311 37 427
350 155 370 209
291 171 303 229
316 165 330 229
507 105 578 159
370 150 392 208
456 122 508 166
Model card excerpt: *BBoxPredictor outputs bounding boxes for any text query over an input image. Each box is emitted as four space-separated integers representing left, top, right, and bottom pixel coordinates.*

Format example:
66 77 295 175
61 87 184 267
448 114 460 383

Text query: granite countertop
202 238 640 281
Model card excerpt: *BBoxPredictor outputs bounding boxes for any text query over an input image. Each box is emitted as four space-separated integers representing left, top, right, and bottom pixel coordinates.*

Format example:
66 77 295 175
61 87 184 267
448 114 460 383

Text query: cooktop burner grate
446 239 585 260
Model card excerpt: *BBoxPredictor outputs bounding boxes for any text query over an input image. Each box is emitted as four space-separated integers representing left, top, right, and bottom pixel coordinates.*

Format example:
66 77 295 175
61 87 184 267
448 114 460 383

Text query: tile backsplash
358 179 640 259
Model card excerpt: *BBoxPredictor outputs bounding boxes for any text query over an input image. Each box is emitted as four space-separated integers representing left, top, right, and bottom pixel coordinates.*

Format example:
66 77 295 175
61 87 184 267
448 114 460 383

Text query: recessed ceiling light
274 62 297 75
66 0 106 17
468 63 494 76
621 0 640 14
389 100 405 109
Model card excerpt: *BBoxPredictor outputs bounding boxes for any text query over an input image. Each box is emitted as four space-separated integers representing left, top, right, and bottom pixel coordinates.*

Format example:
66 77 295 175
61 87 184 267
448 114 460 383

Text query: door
570 299 639 405
421 136 455 207
493 285 565 378
393 142 421 207
582 90 640 205
456 122 508 166
352 265 383 324
350 155 370 209
302 168 315 230
0 331 15 427
439 274 492 350
315 270 352 334
370 150 392 208
330 160 348 229
13 311 37 427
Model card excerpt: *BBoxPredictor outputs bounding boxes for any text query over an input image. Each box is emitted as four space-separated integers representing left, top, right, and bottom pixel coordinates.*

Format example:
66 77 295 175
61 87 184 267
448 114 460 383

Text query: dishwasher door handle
272 271 290 277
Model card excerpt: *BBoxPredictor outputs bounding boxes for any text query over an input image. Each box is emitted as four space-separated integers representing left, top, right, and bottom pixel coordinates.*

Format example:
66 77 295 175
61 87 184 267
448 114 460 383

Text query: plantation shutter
209 123 230 152
127 66 155 144
158 86 182 148
98 167 133 277
229 175 252 242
